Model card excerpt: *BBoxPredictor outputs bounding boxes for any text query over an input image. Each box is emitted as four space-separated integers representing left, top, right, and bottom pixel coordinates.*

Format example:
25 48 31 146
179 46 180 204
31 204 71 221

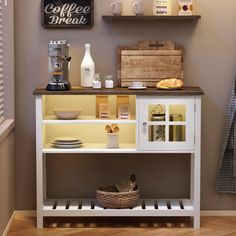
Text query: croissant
157 78 184 89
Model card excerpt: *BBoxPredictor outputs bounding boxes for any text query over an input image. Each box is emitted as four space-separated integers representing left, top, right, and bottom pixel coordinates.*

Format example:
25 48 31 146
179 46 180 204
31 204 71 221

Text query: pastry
157 78 184 89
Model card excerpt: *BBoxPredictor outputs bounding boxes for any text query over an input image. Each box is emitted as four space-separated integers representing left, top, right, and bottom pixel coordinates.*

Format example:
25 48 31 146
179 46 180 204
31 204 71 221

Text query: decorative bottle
81 44 95 87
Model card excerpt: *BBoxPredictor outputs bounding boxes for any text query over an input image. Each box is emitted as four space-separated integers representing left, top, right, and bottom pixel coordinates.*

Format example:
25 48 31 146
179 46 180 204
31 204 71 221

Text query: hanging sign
41 0 94 28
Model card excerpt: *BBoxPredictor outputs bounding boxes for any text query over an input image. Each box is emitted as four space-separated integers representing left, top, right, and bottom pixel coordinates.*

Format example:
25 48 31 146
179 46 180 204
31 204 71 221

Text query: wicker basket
96 187 140 209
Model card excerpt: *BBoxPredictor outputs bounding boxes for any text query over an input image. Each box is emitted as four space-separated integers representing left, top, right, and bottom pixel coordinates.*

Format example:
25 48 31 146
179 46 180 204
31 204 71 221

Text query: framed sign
41 0 94 28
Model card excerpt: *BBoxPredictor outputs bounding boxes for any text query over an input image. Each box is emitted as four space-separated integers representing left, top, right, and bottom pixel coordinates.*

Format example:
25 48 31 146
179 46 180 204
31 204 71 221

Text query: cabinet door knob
143 122 147 126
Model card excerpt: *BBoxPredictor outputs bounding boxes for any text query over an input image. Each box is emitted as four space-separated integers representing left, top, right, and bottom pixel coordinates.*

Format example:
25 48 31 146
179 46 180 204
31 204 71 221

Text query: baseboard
201 211 236 216
2 211 15 236
15 210 36 217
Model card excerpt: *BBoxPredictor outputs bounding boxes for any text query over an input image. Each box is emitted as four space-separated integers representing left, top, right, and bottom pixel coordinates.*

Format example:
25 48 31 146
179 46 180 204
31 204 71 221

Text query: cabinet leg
193 215 200 229
191 153 201 229
37 213 43 228
192 96 201 229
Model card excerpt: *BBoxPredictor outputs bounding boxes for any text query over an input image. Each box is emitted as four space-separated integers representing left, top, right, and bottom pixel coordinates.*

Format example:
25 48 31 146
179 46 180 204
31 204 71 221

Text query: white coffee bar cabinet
33 87 204 229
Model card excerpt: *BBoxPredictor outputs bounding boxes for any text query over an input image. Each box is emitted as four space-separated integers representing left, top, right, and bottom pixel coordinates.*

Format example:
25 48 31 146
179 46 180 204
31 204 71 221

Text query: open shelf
102 15 201 21
42 115 136 125
43 143 195 154
43 199 194 217
43 143 136 154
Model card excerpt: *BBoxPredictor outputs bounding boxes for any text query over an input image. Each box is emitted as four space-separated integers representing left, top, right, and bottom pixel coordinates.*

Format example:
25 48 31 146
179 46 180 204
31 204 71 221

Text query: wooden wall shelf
102 15 201 21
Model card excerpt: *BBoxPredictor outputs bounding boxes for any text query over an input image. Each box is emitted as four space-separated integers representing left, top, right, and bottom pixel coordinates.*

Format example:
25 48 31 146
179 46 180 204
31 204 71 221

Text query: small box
179 0 193 15
99 103 111 119
118 105 130 120
96 96 109 118
153 0 171 15
117 96 130 120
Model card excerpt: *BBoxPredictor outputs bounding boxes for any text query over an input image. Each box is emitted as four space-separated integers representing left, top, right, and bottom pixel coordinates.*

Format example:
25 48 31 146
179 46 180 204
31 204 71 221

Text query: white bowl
53 108 82 120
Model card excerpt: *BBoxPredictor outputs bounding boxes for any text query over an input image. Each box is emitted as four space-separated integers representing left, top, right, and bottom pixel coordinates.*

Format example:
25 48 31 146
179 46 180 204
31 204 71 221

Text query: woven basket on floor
96 187 140 209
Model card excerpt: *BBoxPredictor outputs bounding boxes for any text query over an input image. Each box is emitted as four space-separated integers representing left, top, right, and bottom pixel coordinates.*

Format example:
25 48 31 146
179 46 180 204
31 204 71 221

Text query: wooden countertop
33 87 204 96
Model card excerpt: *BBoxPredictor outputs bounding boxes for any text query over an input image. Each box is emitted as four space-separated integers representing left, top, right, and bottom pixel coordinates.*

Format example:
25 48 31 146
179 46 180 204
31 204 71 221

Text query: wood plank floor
6 215 236 236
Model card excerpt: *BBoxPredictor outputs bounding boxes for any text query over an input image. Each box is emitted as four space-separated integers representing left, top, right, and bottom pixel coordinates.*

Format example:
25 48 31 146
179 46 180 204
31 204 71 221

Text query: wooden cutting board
117 40 183 87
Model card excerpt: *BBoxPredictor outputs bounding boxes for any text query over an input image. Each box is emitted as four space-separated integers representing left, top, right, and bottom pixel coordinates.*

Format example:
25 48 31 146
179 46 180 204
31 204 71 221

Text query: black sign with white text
42 0 93 28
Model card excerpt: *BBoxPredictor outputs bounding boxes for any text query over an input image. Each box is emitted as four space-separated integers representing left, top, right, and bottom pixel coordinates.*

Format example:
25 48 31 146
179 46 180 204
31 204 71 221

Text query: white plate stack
51 137 84 149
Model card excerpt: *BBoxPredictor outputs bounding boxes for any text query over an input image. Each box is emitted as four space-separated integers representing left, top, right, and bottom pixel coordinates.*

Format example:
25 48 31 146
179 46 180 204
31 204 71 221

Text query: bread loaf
157 78 184 89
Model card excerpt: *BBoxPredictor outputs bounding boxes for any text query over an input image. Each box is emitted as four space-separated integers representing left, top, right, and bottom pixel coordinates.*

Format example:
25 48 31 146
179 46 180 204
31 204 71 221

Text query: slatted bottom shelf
43 199 194 217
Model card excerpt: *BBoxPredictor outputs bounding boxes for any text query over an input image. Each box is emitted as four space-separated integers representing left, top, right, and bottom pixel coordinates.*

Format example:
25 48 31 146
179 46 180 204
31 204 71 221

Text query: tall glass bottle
81 44 95 87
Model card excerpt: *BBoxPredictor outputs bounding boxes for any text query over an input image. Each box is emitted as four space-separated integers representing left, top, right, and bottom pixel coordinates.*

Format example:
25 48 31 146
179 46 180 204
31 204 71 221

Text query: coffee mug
133 1 144 15
131 81 146 88
111 1 123 16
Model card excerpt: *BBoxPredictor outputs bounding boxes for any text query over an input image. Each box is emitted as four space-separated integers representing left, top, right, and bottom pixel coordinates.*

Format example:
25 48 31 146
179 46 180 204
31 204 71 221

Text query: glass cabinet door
138 97 195 151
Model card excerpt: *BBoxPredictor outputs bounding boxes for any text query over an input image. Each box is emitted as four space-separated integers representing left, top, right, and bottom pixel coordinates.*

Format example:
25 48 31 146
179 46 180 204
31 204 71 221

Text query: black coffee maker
46 40 71 91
